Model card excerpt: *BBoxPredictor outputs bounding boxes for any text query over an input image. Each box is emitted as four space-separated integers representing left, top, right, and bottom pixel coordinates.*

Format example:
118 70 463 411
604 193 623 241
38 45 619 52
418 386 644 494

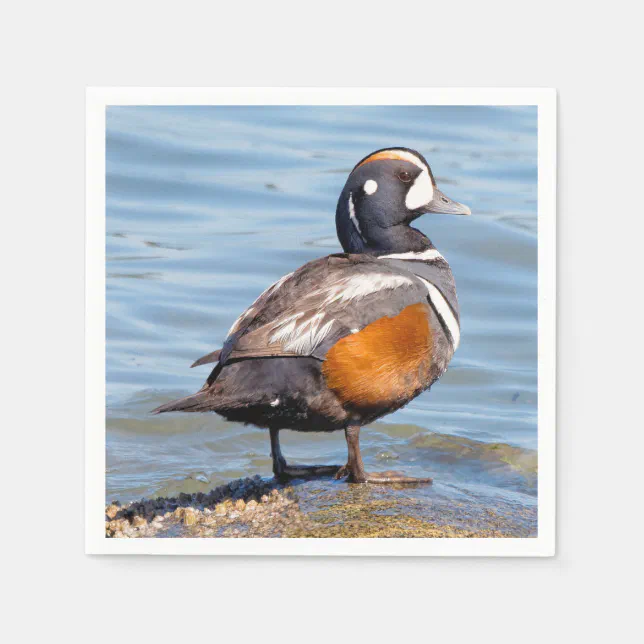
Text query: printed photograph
103 103 539 539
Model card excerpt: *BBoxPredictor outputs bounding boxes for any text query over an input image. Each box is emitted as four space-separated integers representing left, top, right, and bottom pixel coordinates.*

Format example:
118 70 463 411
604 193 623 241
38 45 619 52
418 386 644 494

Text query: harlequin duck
153 148 471 484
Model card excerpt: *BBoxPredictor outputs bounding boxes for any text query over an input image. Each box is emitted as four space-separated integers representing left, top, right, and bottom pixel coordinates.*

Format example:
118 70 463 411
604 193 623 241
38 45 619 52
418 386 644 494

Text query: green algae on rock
411 432 538 477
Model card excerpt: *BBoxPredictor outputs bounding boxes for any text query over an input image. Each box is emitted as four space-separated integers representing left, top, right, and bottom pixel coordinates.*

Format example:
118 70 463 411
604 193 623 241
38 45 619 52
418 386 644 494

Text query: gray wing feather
217 254 430 364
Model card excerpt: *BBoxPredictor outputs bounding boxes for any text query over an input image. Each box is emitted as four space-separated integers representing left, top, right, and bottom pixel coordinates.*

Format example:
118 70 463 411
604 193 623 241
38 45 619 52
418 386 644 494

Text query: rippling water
106 105 538 529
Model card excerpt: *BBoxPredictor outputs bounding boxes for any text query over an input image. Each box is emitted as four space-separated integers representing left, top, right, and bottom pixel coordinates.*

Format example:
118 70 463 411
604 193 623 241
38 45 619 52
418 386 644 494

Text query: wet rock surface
105 474 537 539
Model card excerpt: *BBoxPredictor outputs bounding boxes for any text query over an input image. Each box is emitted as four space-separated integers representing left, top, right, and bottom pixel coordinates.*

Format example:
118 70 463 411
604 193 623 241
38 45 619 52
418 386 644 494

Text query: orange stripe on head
356 150 410 169
354 149 427 172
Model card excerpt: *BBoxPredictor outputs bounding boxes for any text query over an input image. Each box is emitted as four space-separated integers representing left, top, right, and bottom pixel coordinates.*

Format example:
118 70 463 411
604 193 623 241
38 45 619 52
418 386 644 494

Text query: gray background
4 1 641 643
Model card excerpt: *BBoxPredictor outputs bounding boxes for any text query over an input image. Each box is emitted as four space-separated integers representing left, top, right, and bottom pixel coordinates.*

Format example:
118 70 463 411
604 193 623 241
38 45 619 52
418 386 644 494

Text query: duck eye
397 170 412 183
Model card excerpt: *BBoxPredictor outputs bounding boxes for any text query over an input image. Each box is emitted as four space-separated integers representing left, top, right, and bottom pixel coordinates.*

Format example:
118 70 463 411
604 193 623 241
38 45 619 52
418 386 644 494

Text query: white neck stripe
348 192 365 241
379 249 445 262
418 277 460 350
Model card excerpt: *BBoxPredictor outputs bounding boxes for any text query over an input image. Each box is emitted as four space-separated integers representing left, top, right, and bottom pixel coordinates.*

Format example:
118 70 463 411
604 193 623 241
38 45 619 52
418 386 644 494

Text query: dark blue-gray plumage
153 147 470 483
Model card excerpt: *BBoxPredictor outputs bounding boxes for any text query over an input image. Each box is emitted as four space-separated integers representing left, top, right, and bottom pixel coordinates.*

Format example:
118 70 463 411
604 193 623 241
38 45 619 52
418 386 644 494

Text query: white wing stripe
418 277 460 350
316 274 413 306
379 249 445 262
269 312 334 353
267 273 413 355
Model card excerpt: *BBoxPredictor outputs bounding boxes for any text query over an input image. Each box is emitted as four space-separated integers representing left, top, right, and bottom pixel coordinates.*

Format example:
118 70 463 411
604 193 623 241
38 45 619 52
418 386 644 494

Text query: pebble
105 476 294 538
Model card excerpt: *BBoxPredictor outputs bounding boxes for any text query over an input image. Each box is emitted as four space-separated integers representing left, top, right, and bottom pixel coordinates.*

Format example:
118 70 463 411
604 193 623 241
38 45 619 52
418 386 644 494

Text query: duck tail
151 389 212 414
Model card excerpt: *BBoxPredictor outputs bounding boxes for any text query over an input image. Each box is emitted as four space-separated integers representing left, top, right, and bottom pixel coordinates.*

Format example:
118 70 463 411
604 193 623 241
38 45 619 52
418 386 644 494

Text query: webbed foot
340 426 432 485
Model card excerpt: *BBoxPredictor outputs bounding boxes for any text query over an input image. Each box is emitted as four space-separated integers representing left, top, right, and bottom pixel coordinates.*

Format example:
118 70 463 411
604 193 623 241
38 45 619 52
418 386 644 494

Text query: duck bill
424 187 471 215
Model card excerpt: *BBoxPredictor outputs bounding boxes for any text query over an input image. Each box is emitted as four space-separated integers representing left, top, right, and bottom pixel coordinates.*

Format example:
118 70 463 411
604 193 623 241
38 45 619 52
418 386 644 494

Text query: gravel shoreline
106 475 525 538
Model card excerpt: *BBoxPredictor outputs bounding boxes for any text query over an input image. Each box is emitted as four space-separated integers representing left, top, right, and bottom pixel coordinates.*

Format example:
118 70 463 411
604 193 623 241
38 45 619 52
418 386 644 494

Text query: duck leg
269 428 342 481
338 425 432 485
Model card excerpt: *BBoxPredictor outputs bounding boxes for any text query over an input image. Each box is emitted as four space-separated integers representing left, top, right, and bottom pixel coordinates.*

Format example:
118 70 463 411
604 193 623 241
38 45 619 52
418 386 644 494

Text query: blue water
105 105 537 517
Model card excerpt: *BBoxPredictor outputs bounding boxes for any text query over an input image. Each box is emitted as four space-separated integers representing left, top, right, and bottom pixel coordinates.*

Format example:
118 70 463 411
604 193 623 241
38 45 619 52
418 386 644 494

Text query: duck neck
364 225 434 256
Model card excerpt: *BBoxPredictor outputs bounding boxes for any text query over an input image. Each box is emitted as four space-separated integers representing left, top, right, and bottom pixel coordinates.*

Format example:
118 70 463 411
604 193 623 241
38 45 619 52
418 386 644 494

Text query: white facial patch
406 169 434 210
355 149 435 210
363 148 433 210
363 179 378 195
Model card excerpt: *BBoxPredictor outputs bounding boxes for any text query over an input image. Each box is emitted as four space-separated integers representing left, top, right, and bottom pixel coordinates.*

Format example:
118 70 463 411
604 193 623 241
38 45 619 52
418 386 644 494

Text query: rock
215 503 227 516
104 465 535 539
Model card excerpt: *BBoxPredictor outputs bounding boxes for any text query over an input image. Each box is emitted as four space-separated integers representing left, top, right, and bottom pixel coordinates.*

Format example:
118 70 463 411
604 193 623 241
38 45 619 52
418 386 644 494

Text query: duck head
336 147 470 254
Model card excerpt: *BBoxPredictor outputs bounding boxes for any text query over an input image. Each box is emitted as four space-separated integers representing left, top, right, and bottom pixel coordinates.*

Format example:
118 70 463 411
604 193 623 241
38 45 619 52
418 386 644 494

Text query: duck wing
195 253 431 368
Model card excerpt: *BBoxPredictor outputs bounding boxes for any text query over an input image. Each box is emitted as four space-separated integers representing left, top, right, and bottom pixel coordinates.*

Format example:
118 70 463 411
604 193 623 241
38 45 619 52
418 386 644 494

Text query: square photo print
86 88 556 555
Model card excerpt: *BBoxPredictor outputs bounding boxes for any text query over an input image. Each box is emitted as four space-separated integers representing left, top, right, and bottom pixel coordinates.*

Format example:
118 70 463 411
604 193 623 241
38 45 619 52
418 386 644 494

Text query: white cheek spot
406 170 434 210
270 398 280 407
351 328 360 334
363 179 378 195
